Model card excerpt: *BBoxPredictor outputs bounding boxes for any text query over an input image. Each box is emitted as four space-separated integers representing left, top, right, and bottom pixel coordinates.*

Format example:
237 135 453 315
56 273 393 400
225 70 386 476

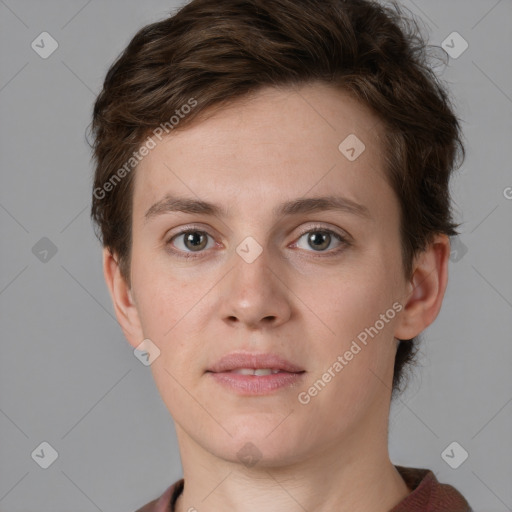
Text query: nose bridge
220 238 291 327
232 239 277 304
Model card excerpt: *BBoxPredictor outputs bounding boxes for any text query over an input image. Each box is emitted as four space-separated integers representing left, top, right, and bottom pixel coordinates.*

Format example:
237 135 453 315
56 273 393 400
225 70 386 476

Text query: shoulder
133 479 183 512
392 466 471 512
134 497 160 512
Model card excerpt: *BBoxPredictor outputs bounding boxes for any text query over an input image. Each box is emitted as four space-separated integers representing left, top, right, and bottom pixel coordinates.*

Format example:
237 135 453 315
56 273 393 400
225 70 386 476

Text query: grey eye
296 230 342 252
172 231 212 252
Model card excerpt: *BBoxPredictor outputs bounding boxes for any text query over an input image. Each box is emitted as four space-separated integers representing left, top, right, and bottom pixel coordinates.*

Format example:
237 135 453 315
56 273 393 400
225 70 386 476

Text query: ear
102 247 144 349
394 234 451 340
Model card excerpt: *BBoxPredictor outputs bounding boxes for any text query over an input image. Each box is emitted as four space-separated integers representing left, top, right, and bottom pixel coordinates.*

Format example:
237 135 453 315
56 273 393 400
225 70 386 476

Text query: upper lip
207 352 305 373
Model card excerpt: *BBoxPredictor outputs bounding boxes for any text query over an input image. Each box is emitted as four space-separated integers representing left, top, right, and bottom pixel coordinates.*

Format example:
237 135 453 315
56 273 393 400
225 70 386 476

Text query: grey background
0 0 511 511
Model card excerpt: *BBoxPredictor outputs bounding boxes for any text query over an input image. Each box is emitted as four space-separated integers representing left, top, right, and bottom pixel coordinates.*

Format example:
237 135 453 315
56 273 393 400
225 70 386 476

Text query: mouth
205 352 305 395
216 368 299 376
206 352 305 374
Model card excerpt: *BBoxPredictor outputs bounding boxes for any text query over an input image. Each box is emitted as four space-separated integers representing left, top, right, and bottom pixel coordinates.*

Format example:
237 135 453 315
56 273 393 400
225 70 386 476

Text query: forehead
132 82 394 223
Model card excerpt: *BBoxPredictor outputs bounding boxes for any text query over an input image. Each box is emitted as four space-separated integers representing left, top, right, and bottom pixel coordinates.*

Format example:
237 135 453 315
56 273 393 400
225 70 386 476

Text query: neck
173 417 410 512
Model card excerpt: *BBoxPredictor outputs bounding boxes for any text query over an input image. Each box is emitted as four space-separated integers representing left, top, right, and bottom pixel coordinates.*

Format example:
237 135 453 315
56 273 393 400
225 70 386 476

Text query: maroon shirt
135 465 472 512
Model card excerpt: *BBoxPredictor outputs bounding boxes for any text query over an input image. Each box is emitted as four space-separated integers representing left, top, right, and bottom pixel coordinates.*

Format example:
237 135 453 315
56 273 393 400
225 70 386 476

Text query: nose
218 247 292 330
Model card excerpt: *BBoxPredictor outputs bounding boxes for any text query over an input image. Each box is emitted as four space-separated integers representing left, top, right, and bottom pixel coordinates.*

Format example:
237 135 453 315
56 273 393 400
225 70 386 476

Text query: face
117 83 416 466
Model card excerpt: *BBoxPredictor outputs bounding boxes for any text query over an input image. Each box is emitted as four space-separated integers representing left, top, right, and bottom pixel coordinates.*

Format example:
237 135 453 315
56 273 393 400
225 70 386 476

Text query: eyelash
165 224 350 260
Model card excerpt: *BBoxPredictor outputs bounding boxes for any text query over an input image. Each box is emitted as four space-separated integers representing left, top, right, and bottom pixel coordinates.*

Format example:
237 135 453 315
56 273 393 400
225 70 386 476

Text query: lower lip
206 371 305 395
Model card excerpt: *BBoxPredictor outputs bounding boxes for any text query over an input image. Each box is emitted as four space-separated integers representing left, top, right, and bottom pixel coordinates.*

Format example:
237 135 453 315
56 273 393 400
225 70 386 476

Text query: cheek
131 245 197 335
297 270 399 436
131 258 214 372
306 257 399 337
300 251 401 392
134 268 208 411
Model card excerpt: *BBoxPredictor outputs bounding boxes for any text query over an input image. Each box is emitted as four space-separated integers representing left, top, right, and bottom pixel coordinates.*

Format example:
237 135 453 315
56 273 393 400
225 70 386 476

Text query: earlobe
394 234 450 340
102 248 143 349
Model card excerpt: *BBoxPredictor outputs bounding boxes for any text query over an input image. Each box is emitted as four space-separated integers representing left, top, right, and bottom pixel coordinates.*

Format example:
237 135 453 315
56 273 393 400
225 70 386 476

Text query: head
90 0 463 465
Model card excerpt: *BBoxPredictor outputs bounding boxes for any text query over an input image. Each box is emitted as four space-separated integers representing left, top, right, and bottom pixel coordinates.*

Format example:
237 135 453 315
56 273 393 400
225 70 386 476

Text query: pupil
186 232 206 251
310 232 329 251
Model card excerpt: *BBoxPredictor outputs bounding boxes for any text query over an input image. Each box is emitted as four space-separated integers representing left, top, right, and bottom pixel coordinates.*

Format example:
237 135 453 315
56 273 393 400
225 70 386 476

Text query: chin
209 427 308 468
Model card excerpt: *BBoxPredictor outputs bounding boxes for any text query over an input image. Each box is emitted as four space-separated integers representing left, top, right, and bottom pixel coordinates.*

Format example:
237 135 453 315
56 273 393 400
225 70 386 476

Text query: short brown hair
90 0 464 395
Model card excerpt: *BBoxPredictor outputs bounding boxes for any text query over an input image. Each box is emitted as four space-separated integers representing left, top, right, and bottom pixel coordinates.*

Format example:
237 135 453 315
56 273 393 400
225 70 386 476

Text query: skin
103 82 450 512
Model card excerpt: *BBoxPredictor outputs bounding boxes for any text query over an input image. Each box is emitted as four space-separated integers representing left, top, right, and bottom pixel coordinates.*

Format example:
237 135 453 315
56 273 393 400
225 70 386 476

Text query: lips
229 368 282 375
206 352 305 374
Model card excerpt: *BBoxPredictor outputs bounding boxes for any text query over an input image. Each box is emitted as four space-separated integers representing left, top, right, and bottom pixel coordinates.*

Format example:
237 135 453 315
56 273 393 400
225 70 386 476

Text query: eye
167 228 215 257
293 227 349 255
166 225 350 259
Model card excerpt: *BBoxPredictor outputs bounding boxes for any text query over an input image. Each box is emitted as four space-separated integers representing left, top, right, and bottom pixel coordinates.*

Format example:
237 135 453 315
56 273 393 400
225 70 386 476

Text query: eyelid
165 223 220 244
294 223 351 243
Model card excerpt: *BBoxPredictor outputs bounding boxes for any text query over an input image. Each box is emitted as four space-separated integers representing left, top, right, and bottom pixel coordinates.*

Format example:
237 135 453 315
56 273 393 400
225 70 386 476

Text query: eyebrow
144 194 372 222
